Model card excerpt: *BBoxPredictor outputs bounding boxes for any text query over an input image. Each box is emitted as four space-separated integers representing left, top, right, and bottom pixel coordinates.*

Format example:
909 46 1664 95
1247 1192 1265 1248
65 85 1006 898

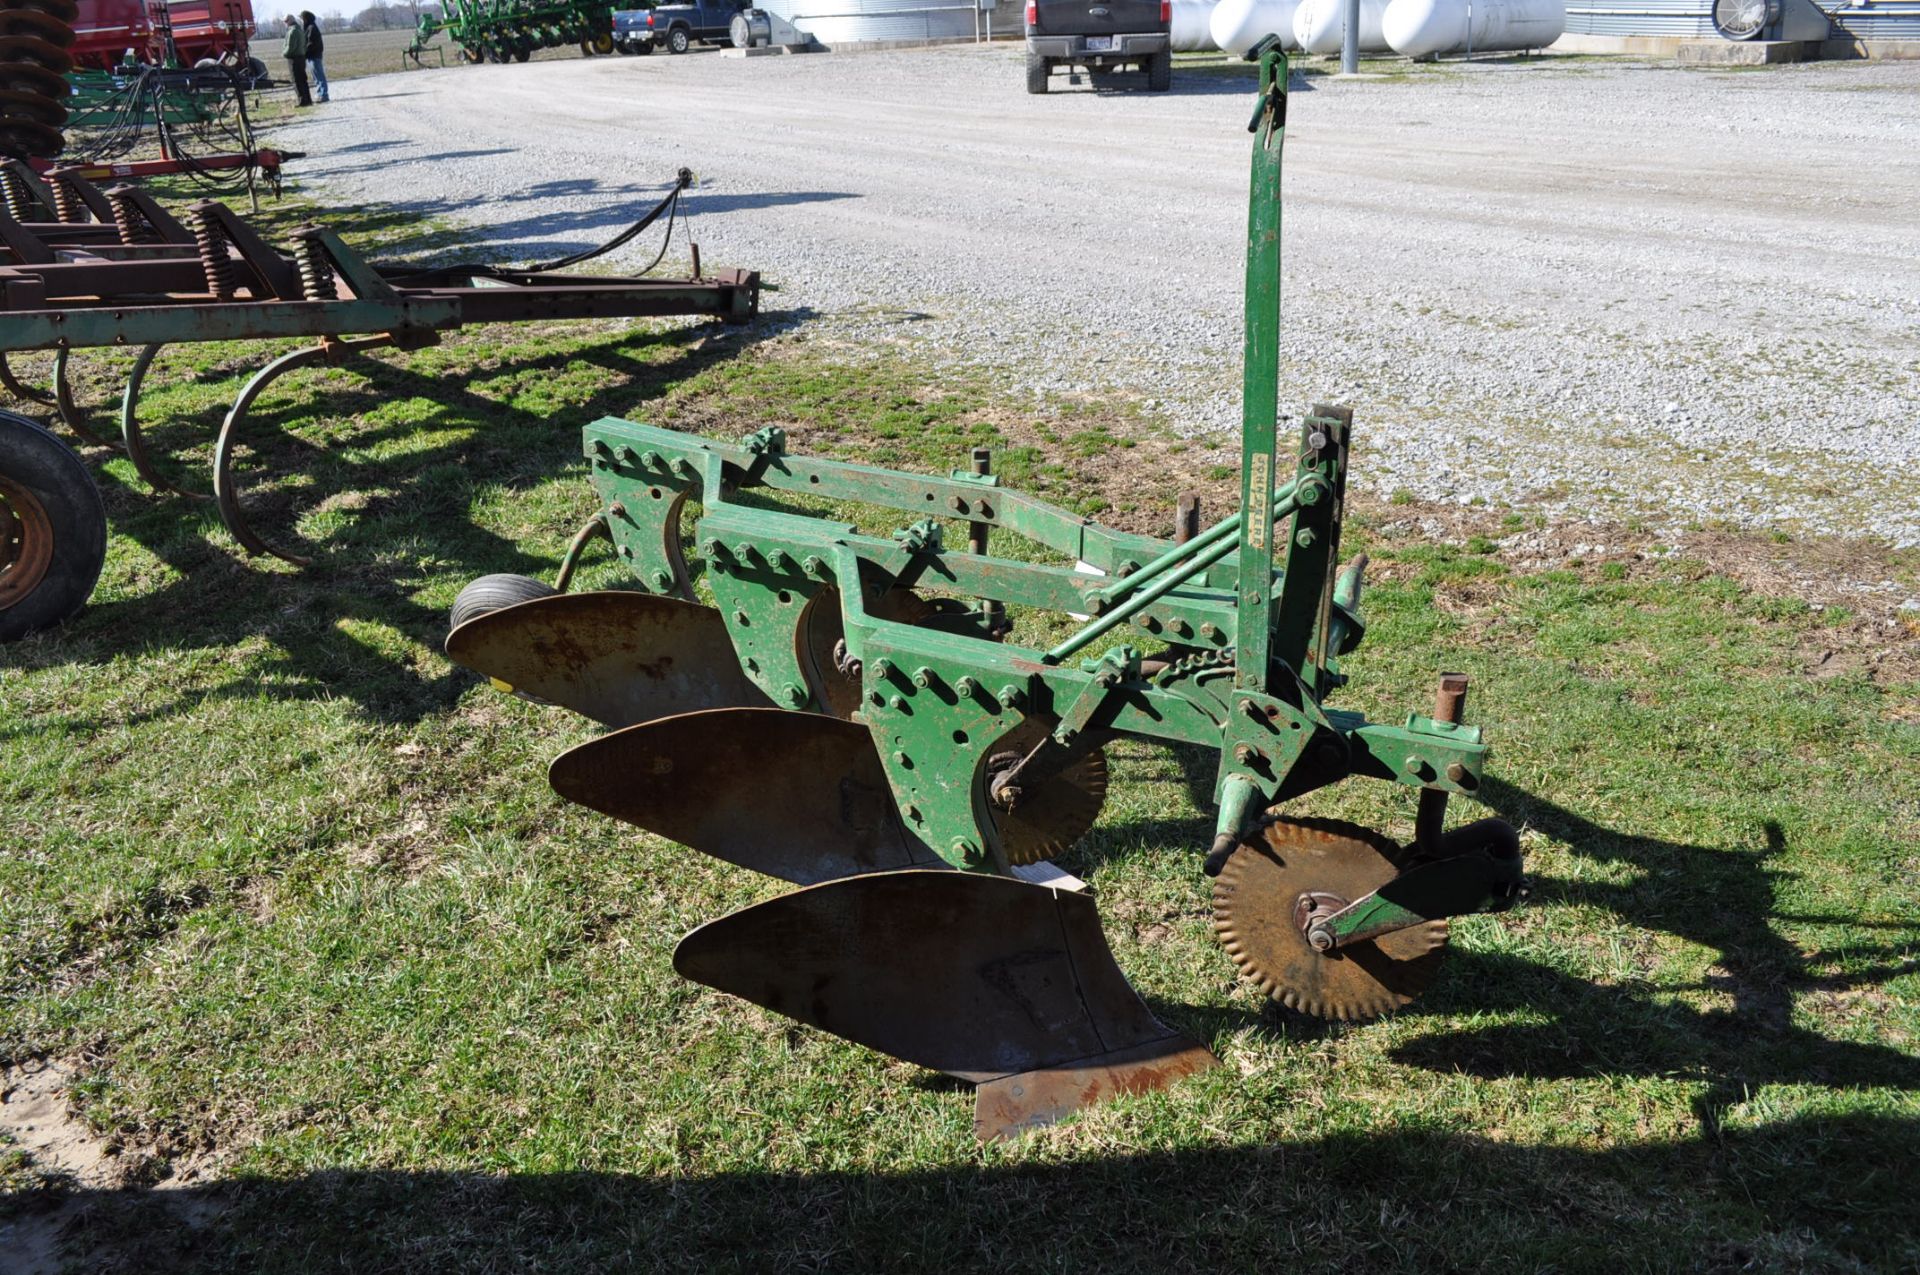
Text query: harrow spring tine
120 343 211 500
51 347 120 450
212 343 332 566
0 351 56 407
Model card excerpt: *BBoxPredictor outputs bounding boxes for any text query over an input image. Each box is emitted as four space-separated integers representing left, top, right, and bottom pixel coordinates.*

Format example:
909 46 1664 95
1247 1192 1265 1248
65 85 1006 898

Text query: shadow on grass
3 312 805 726
12 1112 1918 1272
1093 769 1920 1126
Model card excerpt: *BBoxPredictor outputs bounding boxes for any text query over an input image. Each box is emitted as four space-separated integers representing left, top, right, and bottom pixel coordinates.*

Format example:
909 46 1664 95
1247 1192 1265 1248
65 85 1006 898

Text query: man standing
300 10 329 103
281 14 311 107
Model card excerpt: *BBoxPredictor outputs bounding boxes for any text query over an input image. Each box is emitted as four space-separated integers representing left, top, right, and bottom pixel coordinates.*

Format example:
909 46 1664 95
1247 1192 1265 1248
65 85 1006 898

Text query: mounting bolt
1234 744 1261 766
912 667 935 689
1200 623 1220 640
591 439 613 458
1446 761 1469 785
614 445 639 466
1296 528 1317 548
650 570 672 591
639 450 662 470
889 696 908 711
868 690 884 707
769 549 795 572
607 502 627 519
956 676 979 698
1119 559 1142 575
670 458 696 479
871 658 895 681
1136 614 1161 632
1169 619 1192 638
780 683 807 707
733 542 757 563
802 556 826 578
703 538 726 560
1095 671 1119 689
949 496 969 514
998 685 1024 709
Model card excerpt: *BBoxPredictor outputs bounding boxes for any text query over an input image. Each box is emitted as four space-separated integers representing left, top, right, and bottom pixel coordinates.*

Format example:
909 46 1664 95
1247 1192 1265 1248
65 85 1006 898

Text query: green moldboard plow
446 47 1529 1139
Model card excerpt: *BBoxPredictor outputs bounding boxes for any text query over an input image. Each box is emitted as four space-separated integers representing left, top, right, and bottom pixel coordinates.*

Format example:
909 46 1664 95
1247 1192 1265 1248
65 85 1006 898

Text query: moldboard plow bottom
445 46 1530 1138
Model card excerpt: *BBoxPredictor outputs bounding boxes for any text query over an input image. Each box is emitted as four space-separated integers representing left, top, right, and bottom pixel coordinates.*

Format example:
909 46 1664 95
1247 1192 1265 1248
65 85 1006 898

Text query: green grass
2 196 1918 1272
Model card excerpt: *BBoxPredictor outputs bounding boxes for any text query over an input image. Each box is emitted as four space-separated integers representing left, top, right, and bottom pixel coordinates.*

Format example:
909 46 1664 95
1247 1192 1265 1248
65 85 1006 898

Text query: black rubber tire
450 572 557 634
0 410 106 643
514 46 531 61
667 26 691 53
1026 52 1049 94
1147 47 1171 91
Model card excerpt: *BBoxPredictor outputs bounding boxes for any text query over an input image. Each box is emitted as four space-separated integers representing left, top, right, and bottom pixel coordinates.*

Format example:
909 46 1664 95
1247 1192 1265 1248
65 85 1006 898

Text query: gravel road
279 47 1920 543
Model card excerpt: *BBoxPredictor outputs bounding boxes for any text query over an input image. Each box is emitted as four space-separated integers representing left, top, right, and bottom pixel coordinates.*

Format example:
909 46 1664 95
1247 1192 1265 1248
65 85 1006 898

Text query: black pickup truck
1025 0 1171 93
612 0 750 52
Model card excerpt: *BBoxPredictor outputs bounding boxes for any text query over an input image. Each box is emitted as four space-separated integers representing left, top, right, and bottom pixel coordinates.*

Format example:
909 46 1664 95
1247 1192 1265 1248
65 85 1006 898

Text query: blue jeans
308 56 328 102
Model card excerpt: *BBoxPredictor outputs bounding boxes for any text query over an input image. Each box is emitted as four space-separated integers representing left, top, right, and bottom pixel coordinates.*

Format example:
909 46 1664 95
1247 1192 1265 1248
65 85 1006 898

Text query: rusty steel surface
973 1037 1220 1142
550 707 943 885
0 465 52 606
1212 816 1449 1020
675 868 1218 1135
447 592 767 729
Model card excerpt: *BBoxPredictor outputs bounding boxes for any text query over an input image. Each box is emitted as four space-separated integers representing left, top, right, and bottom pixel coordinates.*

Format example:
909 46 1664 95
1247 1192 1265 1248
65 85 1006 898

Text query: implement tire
0 410 106 643
450 572 557 634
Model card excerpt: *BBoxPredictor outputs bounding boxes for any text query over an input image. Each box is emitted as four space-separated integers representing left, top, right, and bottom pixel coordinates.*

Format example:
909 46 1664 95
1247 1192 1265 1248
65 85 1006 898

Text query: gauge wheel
0 410 106 642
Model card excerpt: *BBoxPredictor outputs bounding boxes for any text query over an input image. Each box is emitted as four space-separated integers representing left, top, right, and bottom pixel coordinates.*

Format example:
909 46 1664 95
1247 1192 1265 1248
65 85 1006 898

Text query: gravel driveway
278 47 1920 543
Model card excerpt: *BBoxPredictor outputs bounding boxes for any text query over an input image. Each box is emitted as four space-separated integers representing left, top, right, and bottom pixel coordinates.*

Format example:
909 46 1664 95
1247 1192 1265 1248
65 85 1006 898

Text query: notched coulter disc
983 715 1109 867
1212 817 1448 1020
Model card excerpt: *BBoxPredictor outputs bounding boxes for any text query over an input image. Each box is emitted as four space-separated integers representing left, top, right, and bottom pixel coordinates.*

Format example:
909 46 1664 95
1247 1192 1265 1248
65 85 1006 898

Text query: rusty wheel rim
0 469 53 611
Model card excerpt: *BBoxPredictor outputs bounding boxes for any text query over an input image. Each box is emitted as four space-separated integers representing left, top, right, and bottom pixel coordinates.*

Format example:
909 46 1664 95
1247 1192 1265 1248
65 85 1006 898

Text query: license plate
1084 34 1114 50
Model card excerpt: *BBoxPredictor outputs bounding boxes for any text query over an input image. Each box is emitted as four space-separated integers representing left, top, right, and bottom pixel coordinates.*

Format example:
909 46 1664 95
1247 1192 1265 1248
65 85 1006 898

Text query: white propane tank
1171 0 1221 51
1381 0 1564 56
1292 0 1391 53
1209 0 1301 53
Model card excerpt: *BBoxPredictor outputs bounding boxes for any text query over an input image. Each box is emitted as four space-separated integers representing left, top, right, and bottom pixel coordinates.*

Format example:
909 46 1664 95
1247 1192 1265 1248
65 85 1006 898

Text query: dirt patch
0 1059 228 1274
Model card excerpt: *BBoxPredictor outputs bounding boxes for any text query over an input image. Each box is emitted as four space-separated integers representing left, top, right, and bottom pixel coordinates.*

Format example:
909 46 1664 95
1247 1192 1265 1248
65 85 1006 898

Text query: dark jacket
303 18 324 56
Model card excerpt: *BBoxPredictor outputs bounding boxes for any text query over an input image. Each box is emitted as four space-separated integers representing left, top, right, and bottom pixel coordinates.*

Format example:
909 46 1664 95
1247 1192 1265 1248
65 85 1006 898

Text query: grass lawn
1 184 1917 1274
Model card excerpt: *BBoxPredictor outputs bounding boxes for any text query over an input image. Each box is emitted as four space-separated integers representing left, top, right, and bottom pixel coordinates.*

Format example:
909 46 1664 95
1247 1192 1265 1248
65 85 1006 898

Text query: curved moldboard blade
550 708 940 885
446 592 766 729
674 869 1218 1139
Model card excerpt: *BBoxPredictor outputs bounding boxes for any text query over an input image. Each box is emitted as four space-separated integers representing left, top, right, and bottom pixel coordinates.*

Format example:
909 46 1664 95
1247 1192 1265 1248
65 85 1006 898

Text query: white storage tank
1171 0 1221 51
1209 0 1301 52
1292 0 1391 52
1382 0 1564 55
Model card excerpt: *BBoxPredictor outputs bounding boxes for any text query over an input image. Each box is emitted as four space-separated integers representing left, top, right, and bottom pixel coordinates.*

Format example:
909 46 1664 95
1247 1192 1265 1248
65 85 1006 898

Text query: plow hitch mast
446 45 1528 1138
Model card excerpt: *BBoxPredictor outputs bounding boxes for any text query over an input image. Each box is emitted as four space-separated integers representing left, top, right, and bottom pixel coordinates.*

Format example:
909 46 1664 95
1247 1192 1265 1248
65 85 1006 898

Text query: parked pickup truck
612 0 750 53
1025 0 1171 93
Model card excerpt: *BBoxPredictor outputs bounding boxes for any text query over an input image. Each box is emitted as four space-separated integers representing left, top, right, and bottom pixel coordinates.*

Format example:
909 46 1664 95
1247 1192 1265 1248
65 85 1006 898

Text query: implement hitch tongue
445 46 1528 1139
